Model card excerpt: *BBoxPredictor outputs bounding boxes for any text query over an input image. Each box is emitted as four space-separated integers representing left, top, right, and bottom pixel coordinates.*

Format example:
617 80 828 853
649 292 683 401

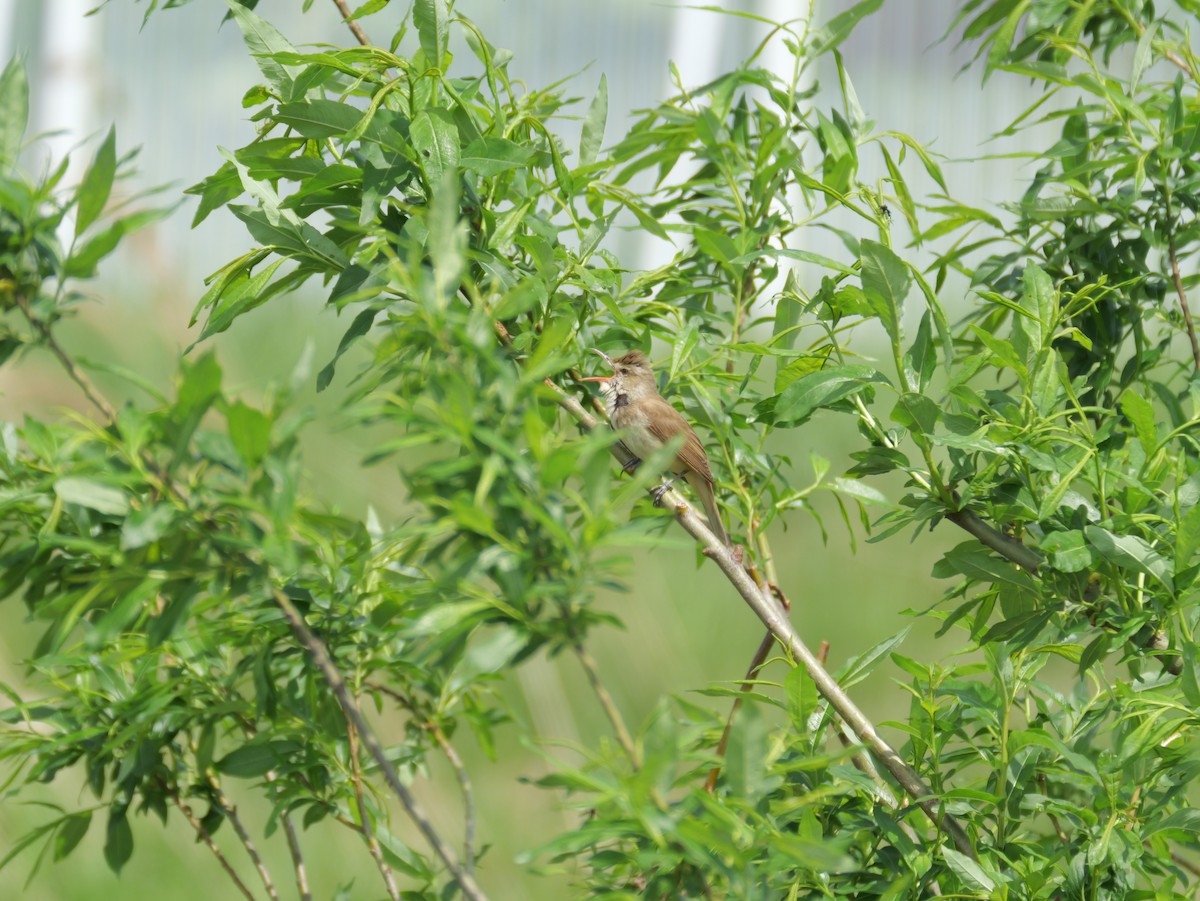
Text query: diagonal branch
166 785 259 901
13 289 118 423
330 0 372 47
1165 191 1200 372
344 711 402 901
208 777 281 901
271 588 489 901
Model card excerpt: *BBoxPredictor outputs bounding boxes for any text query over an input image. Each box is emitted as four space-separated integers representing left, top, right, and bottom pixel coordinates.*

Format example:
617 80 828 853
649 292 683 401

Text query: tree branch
271 588 489 901
279 810 311 901
13 288 118 423
209 778 281 901
345 711 402 901
1165 192 1200 371
330 0 371 47
549 381 976 858
167 787 259 901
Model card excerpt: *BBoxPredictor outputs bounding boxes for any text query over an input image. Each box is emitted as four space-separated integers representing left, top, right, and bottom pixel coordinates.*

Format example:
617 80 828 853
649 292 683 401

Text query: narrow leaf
75 126 117 237
0 58 29 166
579 74 608 167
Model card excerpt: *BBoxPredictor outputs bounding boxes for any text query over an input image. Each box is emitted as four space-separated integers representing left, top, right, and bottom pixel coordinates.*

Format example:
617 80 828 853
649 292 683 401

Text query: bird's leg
650 476 678 505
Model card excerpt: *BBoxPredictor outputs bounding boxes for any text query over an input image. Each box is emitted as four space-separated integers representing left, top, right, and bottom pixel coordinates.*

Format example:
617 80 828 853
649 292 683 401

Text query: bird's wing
643 396 714 484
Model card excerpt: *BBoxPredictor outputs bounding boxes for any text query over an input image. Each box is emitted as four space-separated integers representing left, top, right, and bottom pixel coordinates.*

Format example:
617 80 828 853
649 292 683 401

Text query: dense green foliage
4 0 1200 897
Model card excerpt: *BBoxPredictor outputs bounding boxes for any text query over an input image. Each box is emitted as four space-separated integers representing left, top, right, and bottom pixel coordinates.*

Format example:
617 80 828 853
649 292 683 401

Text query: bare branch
345 713 402 901
280 811 311 901
209 778 281 901
426 722 478 878
13 289 118 423
271 588 489 901
166 785 258 901
330 0 372 47
1166 192 1200 371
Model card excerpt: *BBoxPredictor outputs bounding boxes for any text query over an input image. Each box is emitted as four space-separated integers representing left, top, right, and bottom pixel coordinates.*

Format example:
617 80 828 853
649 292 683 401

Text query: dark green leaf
103 810 133 874
215 740 301 778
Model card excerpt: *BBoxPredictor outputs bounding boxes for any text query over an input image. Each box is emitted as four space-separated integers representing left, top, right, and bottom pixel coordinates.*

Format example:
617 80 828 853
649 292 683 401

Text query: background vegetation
3 0 1200 898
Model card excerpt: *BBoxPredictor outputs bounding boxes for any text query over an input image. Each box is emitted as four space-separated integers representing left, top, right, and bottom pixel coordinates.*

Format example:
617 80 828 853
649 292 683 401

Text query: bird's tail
687 471 730 548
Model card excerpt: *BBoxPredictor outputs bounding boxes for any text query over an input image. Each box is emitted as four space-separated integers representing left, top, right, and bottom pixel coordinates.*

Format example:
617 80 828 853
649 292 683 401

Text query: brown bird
582 349 730 547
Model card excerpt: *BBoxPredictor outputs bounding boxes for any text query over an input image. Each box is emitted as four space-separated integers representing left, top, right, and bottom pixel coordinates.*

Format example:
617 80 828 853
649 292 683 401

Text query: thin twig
345 711 402 901
550 382 977 858
363 681 479 879
167 787 258 901
271 588 489 901
14 289 118 423
574 640 640 767
427 722 477 878
704 630 775 793
1165 193 1200 371
279 811 311 901
209 777 281 901
330 0 372 46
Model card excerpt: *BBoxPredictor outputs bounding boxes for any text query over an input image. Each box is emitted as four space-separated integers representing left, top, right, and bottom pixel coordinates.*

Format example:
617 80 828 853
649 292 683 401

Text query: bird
582 349 730 547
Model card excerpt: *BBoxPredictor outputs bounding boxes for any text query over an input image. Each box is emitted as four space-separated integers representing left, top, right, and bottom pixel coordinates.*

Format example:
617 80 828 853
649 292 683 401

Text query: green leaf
103 809 133 875
859 239 910 347
75 126 117 237
985 0 1030 77
579 74 608 167
215 740 301 778
1014 261 1054 361
1131 19 1160 92
891 391 939 435
274 99 363 138
1085 525 1174 591
54 812 91 862
0 57 29 166
411 108 459 186
774 348 832 393
904 310 935 392
226 401 272 468
120 504 174 551
724 701 771 803
933 542 1038 590
414 0 449 68
810 0 885 55
317 306 380 391
54 477 130 516
225 0 300 92
460 137 533 176
1120 390 1157 457
768 364 887 427
1039 530 1093 573
772 271 802 351
942 845 996 892
1175 502 1200 571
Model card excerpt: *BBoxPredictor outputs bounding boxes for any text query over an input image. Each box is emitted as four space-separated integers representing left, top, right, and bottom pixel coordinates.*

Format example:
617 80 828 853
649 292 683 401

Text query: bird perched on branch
582 349 730 548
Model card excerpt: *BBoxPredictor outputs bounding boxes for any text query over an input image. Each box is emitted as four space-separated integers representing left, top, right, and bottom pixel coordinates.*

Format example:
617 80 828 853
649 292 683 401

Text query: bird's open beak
580 348 615 382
